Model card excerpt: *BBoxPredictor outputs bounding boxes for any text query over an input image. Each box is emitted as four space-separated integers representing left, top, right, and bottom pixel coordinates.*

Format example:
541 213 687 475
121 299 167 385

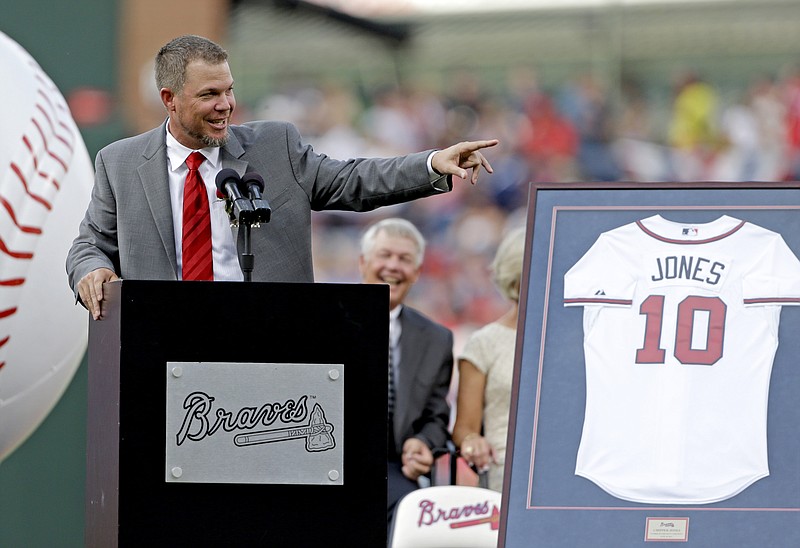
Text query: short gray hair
491 227 526 302
360 218 426 267
155 35 228 93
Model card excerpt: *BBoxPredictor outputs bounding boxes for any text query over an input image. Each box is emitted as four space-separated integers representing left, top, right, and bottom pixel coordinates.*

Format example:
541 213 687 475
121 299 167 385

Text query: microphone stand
239 181 272 282
236 210 270 283
240 217 255 282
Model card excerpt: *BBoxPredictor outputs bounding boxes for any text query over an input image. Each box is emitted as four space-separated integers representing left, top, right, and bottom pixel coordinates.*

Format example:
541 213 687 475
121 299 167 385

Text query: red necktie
182 151 213 280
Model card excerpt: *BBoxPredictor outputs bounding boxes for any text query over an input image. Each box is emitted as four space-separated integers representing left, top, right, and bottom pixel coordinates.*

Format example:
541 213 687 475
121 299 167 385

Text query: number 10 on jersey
636 295 727 366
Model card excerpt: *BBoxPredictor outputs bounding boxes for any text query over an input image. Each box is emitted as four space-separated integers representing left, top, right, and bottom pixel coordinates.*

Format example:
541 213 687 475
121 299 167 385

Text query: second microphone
215 169 271 225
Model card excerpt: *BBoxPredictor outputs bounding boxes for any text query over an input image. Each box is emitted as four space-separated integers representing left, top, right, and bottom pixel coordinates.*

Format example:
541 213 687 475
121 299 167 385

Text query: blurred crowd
239 64 800 349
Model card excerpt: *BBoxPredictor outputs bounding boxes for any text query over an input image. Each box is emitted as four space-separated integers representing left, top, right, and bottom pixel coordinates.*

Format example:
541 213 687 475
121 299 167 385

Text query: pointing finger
465 139 499 151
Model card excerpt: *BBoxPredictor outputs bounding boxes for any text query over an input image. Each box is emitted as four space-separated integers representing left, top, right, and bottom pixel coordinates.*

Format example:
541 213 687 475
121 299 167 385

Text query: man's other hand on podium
77 267 119 321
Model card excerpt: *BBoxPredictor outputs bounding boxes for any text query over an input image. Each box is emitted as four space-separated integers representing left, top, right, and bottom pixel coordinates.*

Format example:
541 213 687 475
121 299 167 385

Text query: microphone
241 172 272 224
215 168 254 223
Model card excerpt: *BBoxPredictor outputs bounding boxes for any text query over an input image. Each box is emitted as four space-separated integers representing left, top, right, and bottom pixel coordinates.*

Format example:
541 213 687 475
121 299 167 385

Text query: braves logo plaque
166 361 344 485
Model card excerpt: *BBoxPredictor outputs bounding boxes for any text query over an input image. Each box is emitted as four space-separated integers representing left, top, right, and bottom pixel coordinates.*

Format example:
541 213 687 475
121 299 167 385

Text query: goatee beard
200 133 229 148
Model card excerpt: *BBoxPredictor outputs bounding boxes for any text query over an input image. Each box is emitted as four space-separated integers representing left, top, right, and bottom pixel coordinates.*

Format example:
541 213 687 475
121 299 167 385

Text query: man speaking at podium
66 34 498 320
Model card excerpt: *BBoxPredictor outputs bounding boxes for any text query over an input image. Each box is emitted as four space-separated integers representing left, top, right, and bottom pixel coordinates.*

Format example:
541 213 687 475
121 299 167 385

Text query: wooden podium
85 280 388 547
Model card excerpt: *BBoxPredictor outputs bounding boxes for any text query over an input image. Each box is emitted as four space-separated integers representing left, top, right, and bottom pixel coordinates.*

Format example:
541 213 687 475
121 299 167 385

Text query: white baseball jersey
563 215 800 504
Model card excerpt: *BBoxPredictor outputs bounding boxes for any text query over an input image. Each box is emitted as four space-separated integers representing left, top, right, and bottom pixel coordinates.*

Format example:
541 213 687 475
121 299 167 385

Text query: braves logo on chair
389 485 502 548
417 498 500 530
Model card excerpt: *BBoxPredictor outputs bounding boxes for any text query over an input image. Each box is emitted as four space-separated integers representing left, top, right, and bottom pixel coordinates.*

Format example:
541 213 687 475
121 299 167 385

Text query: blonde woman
452 227 525 492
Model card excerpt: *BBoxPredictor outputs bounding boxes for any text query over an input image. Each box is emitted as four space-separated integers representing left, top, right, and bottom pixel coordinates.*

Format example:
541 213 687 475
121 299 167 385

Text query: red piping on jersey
744 297 800 304
564 297 632 305
635 219 746 244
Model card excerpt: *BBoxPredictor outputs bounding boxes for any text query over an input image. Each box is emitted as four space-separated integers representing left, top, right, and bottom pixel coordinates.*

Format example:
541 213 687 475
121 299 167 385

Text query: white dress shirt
165 123 243 281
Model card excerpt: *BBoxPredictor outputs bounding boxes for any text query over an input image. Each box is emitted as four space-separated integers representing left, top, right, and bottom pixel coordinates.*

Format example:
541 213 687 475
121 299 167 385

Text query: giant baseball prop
0 32 93 462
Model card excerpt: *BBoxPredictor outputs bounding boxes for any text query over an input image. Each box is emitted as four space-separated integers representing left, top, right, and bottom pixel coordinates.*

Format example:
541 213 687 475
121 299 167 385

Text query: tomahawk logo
175 392 336 453
234 403 335 452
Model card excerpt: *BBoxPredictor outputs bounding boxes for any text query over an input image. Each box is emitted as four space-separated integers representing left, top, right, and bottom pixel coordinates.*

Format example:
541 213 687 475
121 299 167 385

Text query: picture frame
499 182 800 547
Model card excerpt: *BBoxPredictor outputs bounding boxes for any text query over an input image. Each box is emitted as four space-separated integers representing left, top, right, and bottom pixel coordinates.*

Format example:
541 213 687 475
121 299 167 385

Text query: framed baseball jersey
565 214 800 505
499 183 800 548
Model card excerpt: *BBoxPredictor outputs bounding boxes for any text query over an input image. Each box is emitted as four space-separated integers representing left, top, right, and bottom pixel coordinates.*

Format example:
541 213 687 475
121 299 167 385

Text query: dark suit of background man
358 218 454 522
65 34 498 319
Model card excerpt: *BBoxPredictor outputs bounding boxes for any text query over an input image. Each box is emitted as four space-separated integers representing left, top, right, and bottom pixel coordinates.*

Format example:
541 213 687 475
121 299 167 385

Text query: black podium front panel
86 280 388 547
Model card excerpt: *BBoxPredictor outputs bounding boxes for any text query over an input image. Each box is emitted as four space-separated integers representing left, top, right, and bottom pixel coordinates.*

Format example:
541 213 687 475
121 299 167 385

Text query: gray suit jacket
391 306 453 456
66 120 451 292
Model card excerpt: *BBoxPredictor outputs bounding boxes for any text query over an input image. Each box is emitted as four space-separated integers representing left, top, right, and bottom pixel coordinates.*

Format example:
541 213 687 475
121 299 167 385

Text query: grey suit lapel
219 133 250 245
221 128 246 161
138 128 178 277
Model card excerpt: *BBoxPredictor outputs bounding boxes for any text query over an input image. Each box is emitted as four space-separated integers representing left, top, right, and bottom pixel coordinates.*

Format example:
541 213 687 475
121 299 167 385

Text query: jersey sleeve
742 234 800 306
564 233 637 308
